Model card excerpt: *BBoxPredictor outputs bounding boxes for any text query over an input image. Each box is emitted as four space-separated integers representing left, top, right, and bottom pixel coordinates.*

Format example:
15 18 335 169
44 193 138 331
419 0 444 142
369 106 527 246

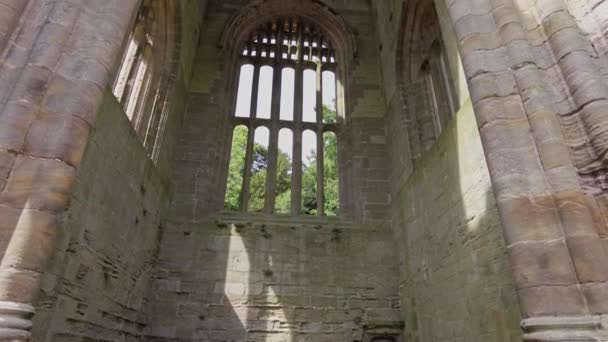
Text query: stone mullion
447 0 608 339
291 23 304 215
240 123 256 212
240 47 261 212
316 61 324 216
264 24 283 214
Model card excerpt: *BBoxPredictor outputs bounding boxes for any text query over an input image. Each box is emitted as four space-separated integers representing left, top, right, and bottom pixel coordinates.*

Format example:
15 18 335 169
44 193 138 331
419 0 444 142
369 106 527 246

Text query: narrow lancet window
322 71 337 123
256 66 273 119
249 126 270 212
225 125 249 210
302 69 317 123
323 131 339 216
280 68 295 121
301 130 317 215
235 64 254 118
111 2 177 161
275 129 293 214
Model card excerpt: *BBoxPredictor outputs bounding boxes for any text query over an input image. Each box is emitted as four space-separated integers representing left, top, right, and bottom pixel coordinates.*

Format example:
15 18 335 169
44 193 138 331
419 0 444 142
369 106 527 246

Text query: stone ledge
216 212 360 229
522 315 608 341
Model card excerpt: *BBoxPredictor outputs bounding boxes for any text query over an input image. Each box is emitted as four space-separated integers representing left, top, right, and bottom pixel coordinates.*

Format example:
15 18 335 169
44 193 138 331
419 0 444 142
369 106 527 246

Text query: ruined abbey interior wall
31 91 171 341
142 1 403 340
3 0 608 341
28 2 206 340
373 1 522 340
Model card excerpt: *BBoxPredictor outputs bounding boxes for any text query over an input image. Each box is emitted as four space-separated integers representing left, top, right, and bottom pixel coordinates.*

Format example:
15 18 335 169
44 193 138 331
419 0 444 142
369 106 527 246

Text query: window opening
248 126 270 212
275 129 293 214
280 68 295 121
224 17 340 216
322 70 337 123
302 69 317 123
111 2 177 161
323 131 339 216
256 66 274 119
301 130 318 215
225 125 249 211
235 64 254 118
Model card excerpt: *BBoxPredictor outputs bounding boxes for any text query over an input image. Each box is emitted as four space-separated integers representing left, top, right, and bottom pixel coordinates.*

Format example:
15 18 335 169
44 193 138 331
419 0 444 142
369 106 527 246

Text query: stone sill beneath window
215 211 359 230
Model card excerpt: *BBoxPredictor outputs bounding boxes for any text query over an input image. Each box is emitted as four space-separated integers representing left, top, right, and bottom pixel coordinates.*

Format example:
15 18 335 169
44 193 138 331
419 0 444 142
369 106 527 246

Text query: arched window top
397 1 459 158
220 0 356 70
238 17 337 65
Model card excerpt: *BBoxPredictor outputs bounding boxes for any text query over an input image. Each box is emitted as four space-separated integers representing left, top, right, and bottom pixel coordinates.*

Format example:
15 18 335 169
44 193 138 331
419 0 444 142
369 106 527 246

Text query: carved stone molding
219 0 356 67
0 301 34 341
362 320 404 342
522 316 608 341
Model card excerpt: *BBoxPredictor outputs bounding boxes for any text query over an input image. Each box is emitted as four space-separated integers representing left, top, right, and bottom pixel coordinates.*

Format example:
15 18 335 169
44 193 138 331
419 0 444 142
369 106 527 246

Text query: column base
522 315 608 341
0 302 34 341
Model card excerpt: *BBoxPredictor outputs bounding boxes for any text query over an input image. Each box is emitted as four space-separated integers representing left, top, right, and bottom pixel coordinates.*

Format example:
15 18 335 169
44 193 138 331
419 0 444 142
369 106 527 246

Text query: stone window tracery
112 0 175 162
224 17 340 216
113 4 155 125
399 3 459 158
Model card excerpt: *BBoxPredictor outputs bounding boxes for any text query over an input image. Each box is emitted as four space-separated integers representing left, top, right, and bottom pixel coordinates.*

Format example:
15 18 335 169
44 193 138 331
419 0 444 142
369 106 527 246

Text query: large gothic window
224 18 340 216
112 1 176 162
400 3 459 158
113 5 155 129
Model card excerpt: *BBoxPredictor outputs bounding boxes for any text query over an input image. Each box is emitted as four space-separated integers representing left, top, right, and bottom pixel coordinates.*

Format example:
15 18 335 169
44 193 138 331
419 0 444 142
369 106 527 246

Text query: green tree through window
224 105 339 215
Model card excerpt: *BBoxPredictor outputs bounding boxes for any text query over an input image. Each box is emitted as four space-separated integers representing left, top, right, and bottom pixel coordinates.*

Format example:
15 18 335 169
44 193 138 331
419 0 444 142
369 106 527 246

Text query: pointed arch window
111 1 178 162
224 17 340 216
113 5 155 126
400 3 460 157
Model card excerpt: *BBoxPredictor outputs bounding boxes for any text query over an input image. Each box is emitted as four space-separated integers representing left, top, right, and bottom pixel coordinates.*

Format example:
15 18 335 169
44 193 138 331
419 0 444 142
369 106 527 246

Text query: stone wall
147 213 399 341
373 1 523 340
391 101 522 341
26 1 206 340
143 0 402 340
31 91 171 341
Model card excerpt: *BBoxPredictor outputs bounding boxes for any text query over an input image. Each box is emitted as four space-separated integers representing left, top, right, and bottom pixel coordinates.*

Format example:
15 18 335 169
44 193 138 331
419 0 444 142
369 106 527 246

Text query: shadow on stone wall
388 98 522 341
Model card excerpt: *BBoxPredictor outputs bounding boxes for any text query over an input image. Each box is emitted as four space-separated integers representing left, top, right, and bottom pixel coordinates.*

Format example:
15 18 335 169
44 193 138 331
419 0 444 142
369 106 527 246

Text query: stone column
444 0 608 340
0 0 139 339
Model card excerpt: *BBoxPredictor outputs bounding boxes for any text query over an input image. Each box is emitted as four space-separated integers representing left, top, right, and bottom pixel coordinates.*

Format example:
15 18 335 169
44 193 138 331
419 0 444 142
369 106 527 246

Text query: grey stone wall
147 214 399 341
143 1 401 340
391 102 522 341
373 1 523 340
28 1 206 339
31 91 171 341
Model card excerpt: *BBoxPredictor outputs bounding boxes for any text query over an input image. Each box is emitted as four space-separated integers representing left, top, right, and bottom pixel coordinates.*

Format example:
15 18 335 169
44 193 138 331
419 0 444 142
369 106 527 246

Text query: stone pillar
0 0 139 339
444 0 608 340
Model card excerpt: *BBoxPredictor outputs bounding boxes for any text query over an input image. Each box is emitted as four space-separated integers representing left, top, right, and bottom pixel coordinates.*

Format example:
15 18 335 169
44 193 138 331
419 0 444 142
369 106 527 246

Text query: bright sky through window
236 67 337 157
225 17 340 215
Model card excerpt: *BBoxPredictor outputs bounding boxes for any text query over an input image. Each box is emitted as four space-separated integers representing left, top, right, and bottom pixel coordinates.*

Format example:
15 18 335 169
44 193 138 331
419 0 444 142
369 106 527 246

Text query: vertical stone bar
265 22 283 213
291 21 304 215
241 34 261 212
240 124 256 212
316 61 324 216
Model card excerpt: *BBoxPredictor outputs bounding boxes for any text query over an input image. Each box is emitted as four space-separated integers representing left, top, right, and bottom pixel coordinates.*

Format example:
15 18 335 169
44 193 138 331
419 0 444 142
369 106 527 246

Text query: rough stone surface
0 0 607 341
30 91 170 341
374 1 523 340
